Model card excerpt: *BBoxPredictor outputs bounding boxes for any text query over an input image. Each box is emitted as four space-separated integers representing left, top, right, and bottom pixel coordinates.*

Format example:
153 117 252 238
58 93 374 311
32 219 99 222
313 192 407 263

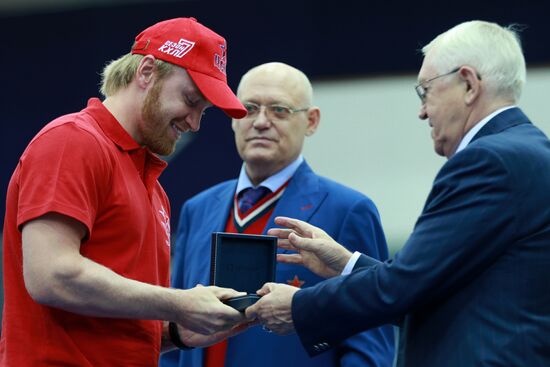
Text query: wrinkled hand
268 217 353 278
176 285 248 335
245 283 299 335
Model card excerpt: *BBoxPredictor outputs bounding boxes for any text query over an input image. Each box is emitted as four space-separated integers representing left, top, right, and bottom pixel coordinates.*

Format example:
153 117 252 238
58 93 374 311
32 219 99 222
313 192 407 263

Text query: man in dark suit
160 62 394 367
246 20 550 366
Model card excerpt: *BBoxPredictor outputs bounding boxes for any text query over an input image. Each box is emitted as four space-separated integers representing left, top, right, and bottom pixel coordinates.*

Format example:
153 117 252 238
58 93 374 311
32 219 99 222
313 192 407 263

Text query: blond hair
100 53 174 97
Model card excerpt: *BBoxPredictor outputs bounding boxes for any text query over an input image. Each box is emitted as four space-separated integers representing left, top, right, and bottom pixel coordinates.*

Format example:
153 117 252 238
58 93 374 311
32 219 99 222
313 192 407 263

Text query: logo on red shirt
158 206 171 247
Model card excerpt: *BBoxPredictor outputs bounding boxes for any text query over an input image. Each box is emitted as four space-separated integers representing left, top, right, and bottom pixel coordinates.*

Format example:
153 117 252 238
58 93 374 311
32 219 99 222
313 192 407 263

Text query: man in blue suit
160 62 394 367
247 21 550 366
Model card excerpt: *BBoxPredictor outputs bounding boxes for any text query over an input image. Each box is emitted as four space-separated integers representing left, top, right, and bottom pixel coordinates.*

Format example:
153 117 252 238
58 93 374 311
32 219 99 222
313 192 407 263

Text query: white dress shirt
235 155 304 195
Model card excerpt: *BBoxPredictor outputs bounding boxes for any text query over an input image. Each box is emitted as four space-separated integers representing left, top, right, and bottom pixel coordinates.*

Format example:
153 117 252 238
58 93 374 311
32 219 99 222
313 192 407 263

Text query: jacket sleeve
293 146 516 357
333 198 395 367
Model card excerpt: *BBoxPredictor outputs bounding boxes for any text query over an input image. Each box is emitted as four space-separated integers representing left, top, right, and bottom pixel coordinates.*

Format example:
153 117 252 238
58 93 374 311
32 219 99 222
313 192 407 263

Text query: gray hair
422 20 526 102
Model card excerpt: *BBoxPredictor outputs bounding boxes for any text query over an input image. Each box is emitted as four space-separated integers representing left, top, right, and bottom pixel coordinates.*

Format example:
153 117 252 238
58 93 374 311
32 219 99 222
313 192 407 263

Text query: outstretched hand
267 217 353 278
176 285 248 335
245 282 298 335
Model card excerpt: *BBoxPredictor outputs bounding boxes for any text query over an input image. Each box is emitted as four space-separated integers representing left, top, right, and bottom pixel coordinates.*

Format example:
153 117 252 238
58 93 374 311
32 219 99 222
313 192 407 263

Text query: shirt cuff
341 251 362 275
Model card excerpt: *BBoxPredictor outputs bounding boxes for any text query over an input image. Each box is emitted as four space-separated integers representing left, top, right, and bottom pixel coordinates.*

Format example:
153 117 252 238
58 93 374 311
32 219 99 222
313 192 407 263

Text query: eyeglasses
414 66 482 102
414 67 460 102
242 102 309 121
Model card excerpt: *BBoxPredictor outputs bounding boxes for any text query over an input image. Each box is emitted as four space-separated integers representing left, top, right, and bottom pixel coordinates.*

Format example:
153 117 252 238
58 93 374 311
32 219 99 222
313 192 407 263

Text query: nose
252 107 272 129
418 102 428 120
187 110 203 132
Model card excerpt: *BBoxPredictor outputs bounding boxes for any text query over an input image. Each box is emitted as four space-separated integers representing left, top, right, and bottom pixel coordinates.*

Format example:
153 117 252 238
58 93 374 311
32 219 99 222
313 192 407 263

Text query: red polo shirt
1 98 171 366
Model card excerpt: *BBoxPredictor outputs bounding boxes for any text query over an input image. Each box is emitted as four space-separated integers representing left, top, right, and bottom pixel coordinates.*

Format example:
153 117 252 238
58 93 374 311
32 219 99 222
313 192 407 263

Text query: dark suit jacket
160 161 394 367
293 108 550 366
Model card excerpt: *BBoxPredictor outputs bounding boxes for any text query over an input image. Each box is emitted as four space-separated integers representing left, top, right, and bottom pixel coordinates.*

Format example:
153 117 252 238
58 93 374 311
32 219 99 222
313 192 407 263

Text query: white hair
422 20 526 102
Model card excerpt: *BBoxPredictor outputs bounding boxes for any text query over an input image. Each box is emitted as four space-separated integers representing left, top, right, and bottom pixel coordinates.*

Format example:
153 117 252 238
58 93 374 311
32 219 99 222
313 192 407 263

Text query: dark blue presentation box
210 232 277 311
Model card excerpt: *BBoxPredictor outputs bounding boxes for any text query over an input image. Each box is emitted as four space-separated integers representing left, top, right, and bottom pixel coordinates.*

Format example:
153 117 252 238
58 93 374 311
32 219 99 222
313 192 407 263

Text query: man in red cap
0 17 248 366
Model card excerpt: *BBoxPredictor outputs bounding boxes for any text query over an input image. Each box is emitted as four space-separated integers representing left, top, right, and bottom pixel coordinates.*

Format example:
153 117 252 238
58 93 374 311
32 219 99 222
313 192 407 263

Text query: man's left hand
245 283 299 335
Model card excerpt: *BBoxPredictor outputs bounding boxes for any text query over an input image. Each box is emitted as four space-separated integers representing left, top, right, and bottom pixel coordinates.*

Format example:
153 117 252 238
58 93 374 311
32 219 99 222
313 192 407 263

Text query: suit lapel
470 107 531 143
267 162 327 252
204 181 237 232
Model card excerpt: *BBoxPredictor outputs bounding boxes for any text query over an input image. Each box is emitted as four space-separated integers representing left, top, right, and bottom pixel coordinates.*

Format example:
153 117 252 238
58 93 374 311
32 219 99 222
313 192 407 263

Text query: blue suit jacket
292 108 550 366
160 161 394 367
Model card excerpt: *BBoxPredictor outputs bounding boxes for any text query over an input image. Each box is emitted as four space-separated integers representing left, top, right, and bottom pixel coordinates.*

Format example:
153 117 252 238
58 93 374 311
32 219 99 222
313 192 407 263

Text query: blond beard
140 79 177 156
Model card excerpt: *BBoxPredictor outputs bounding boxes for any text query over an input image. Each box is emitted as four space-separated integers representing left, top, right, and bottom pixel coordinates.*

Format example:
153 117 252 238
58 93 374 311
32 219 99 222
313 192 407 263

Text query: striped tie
238 186 270 213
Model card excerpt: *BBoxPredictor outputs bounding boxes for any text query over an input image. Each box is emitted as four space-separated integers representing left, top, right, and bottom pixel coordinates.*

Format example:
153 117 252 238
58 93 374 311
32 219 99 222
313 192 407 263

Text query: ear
305 107 320 137
135 55 157 90
459 66 482 106
231 118 238 132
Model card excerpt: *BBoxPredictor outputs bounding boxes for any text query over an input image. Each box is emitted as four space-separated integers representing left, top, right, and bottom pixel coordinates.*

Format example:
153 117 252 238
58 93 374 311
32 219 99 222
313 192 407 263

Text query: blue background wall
2 0 549 230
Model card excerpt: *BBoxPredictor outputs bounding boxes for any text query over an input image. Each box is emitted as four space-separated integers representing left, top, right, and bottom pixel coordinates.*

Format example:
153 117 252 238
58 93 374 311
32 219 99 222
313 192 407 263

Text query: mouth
170 121 188 139
246 136 275 142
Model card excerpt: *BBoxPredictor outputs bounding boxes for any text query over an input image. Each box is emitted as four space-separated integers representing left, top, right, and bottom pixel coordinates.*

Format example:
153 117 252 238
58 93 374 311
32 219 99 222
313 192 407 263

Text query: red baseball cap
132 17 246 119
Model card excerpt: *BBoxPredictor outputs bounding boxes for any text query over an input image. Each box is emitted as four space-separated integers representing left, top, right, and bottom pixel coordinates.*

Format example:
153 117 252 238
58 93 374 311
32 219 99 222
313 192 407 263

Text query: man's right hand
176 285 248 335
268 216 353 279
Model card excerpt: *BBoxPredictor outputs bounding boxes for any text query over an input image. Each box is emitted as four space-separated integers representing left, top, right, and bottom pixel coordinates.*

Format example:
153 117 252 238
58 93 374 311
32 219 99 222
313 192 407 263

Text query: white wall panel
304 67 550 252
